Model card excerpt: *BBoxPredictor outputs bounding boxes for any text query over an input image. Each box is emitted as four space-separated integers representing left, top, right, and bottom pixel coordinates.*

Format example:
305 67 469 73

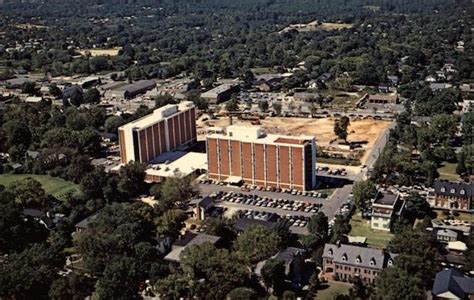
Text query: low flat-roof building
145 151 207 183
206 126 316 191
370 191 404 232
367 93 398 104
106 80 156 100
201 83 239 105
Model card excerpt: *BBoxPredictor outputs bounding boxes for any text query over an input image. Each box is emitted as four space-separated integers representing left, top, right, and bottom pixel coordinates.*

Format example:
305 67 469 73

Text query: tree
180 243 249 299
205 216 237 248
21 81 38 95
225 96 239 112
8 177 47 208
330 215 351 243
154 93 175 108
227 287 257 300
308 212 329 239
334 116 350 141
154 273 191 299
0 243 65 299
258 100 269 112
155 209 186 239
49 84 63 99
403 192 432 220
83 88 101 103
352 180 376 213
272 102 282 116
94 256 142 300
375 266 425 300
456 150 467 175
261 259 285 294
234 225 280 264
157 174 198 212
49 273 94 300
117 161 147 198
104 115 125 134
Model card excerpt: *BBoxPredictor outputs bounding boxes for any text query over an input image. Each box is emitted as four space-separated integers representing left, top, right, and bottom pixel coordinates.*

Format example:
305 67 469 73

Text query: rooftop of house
207 125 314 147
119 101 194 130
373 191 400 207
434 180 473 198
164 233 221 262
435 228 459 238
114 79 156 94
275 247 306 266
432 269 474 299
323 243 396 270
75 211 100 230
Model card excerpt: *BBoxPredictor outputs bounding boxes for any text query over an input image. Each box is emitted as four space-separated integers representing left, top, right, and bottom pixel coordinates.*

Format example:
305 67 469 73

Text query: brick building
322 243 396 283
432 180 473 212
118 101 197 164
206 126 316 191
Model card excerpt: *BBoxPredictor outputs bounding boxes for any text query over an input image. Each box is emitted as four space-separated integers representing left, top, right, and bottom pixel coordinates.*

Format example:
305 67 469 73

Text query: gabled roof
432 269 474 298
434 180 473 198
323 243 395 270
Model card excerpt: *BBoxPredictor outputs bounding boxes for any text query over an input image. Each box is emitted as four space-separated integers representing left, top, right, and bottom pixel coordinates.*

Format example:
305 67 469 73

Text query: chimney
229 115 233 125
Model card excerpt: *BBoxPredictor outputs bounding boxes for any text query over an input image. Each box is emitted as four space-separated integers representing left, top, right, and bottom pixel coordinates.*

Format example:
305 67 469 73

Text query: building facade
118 101 197 164
323 243 396 283
432 180 473 212
370 191 404 232
206 126 316 191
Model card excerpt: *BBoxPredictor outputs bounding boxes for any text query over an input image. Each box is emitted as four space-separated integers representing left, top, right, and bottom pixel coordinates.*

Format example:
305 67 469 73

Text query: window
441 187 446 192
388 260 393 267
450 188 456 194
370 258 376 266
328 248 333 256
355 255 362 264
341 254 347 261
460 189 465 195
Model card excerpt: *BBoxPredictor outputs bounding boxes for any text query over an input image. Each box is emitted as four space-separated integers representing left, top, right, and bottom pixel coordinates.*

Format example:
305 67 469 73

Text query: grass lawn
437 162 459 181
315 281 351 299
0 174 80 200
349 214 393 248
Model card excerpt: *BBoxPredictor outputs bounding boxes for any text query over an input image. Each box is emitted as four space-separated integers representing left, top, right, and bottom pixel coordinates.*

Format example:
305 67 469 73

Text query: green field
315 282 351 299
349 214 393 248
0 174 80 200
437 162 459 181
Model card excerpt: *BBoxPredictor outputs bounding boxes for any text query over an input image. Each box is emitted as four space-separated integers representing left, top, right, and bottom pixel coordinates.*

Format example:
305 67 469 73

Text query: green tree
308 212 329 239
334 116 350 141
117 161 147 198
180 243 249 299
49 273 94 300
403 192 432 220
21 81 38 95
352 180 376 213
155 209 186 239
225 97 239 112
157 174 198 212
258 100 269 112
375 266 425 300
83 88 101 103
8 177 47 208
154 273 191 299
104 115 125 134
272 102 282 116
227 287 257 300
330 215 351 243
261 259 285 294
234 225 280 264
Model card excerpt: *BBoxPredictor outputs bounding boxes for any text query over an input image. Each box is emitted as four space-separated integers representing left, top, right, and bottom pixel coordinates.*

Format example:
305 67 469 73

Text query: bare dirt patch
78 48 121 57
199 116 392 165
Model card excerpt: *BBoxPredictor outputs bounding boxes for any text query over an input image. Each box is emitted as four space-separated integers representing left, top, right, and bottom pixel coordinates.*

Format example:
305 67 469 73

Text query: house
434 228 460 243
164 232 221 262
74 212 100 233
274 247 307 286
460 83 474 99
430 83 453 92
432 180 473 212
367 93 398 105
432 269 474 299
256 247 307 287
201 83 240 105
322 243 396 283
387 75 399 86
370 191 404 232
187 196 214 221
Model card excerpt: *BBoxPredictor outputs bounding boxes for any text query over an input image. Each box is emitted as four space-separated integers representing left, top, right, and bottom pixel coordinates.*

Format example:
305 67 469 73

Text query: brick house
322 243 396 283
432 180 473 212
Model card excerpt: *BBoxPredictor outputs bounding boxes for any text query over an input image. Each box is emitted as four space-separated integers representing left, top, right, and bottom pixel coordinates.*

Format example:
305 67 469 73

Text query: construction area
197 115 392 165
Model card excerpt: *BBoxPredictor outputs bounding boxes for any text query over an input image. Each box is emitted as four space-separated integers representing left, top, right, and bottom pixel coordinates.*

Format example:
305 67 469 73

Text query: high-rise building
118 101 197 164
206 126 316 191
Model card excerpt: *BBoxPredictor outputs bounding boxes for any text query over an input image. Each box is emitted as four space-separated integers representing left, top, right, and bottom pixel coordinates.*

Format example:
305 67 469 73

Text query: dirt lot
78 48 121 57
199 116 392 164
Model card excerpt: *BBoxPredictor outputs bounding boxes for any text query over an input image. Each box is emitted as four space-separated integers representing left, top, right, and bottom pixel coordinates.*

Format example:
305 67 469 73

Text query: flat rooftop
120 101 194 130
373 191 399 206
207 125 314 146
146 151 207 178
